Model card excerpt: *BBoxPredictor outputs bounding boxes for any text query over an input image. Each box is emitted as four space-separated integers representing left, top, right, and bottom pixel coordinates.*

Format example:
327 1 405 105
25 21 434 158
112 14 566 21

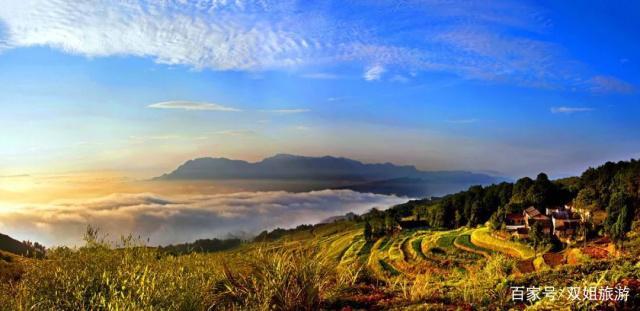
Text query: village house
505 213 528 238
523 206 553 234
550 206 582 238
566 204 592 222
504 206 582 240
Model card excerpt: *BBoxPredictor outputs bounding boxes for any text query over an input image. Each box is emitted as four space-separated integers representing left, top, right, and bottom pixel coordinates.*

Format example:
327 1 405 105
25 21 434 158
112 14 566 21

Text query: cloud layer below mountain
0 190 407 247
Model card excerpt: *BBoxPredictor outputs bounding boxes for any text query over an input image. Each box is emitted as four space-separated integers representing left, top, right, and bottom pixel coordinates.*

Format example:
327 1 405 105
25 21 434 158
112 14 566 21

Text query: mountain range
156 154 507 197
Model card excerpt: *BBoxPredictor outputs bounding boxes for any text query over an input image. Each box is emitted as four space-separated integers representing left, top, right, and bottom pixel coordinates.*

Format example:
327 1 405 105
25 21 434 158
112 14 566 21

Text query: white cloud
390 75 410 83
327 96 350 102
550 106 594 114
364 65 385 81
148 101 240 112
0 0 316 71
301 73 341 79
589 75 635 93
263 109 310 114
0 190 407 246
0 0 632 92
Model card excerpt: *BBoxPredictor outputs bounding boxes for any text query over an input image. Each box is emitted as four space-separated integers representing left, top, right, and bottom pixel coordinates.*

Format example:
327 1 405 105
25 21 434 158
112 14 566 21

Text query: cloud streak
263 109 310 114
589 76 635 93
0 190 407 246
551 106 594 114
364 65 385 81
148 101 240 112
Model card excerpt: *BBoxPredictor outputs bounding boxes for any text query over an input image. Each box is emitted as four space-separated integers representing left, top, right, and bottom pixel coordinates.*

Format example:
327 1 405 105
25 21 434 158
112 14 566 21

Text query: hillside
2 219 637 310
0 233 44 256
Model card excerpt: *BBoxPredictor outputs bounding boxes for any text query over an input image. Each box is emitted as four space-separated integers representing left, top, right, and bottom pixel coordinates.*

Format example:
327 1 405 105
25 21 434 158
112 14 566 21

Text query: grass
454 234 494 257
470 227 535 259
411 237 426 260
436 233 458 249
2 225 636 310
378 236 393 251
378 260 400 277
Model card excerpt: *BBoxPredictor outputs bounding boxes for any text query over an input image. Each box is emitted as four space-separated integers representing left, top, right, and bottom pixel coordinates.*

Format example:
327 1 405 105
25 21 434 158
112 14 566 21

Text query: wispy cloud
363 65 385 81
301 73 341 80
262 109 310 114
589 76 635 93
390 75 410 83
128 134 208 142
551 106 594 114
0 190 407 246
0 0 319 71
148 101 240 112
327 96 349 102
0 0 632 92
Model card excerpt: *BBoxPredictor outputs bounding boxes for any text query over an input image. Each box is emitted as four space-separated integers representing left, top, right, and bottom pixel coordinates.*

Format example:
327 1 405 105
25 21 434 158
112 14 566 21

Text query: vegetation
160 238 243 255
0 233 45 258
470 227 535 258
1 159 640 309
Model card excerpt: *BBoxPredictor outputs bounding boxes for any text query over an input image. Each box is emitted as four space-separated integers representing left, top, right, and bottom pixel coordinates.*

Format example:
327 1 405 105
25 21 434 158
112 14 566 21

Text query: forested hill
363 159 639 244
0 233 45 258
257 159 639 246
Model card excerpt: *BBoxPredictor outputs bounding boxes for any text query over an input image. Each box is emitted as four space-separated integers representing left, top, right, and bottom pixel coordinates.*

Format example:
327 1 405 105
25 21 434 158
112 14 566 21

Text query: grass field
454 233 494 258
1 222 635 310
470 227 535 259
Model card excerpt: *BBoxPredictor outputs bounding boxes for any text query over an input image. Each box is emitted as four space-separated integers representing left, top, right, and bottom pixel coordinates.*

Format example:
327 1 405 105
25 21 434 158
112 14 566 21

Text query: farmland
1 220 640 310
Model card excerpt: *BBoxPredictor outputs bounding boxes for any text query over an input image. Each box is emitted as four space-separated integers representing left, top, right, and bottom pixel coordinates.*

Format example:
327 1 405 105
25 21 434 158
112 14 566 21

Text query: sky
1 0 640 179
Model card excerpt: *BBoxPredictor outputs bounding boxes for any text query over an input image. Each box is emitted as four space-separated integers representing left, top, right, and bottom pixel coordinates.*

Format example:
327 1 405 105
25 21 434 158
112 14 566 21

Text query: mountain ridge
156 154 507 197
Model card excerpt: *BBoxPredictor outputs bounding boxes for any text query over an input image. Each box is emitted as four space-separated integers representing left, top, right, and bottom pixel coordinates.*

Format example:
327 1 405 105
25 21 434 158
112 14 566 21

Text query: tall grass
207 248 350 310
1 229 350 310
8 233 221 310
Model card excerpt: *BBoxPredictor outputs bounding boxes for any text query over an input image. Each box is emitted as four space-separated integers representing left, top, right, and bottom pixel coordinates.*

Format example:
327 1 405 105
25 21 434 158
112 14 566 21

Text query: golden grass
471 227 535 259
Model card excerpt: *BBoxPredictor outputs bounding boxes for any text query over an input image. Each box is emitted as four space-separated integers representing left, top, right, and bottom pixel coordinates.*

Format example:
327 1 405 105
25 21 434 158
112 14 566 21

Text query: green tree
489 206 505 230
575 187 598 247
529 221 546 258
363 221 373 242
605 190 636 251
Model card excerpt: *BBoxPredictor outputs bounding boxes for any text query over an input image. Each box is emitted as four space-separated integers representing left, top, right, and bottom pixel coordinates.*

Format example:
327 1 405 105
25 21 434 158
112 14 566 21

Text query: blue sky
0 0 639 178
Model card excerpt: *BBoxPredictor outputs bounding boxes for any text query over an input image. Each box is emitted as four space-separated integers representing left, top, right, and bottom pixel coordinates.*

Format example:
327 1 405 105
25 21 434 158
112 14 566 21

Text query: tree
364 221 373 242
384 214 399 233
489 206 505 230
529 221 546 258
606 190 635 251
575 188 598 247
455 210 464 227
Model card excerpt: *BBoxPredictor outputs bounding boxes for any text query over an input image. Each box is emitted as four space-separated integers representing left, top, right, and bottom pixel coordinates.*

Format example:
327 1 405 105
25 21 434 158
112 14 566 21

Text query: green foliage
529 221 548 253
363 221 373 242
606 188 636 249
160 238 242 255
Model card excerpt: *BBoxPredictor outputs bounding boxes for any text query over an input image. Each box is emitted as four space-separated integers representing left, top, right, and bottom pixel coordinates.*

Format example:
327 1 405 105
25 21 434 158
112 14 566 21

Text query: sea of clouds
0 189 407 247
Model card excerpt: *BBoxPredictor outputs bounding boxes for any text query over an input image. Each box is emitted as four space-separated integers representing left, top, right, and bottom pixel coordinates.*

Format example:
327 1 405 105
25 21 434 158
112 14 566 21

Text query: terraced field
470 227 535 259
261 225 537 282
